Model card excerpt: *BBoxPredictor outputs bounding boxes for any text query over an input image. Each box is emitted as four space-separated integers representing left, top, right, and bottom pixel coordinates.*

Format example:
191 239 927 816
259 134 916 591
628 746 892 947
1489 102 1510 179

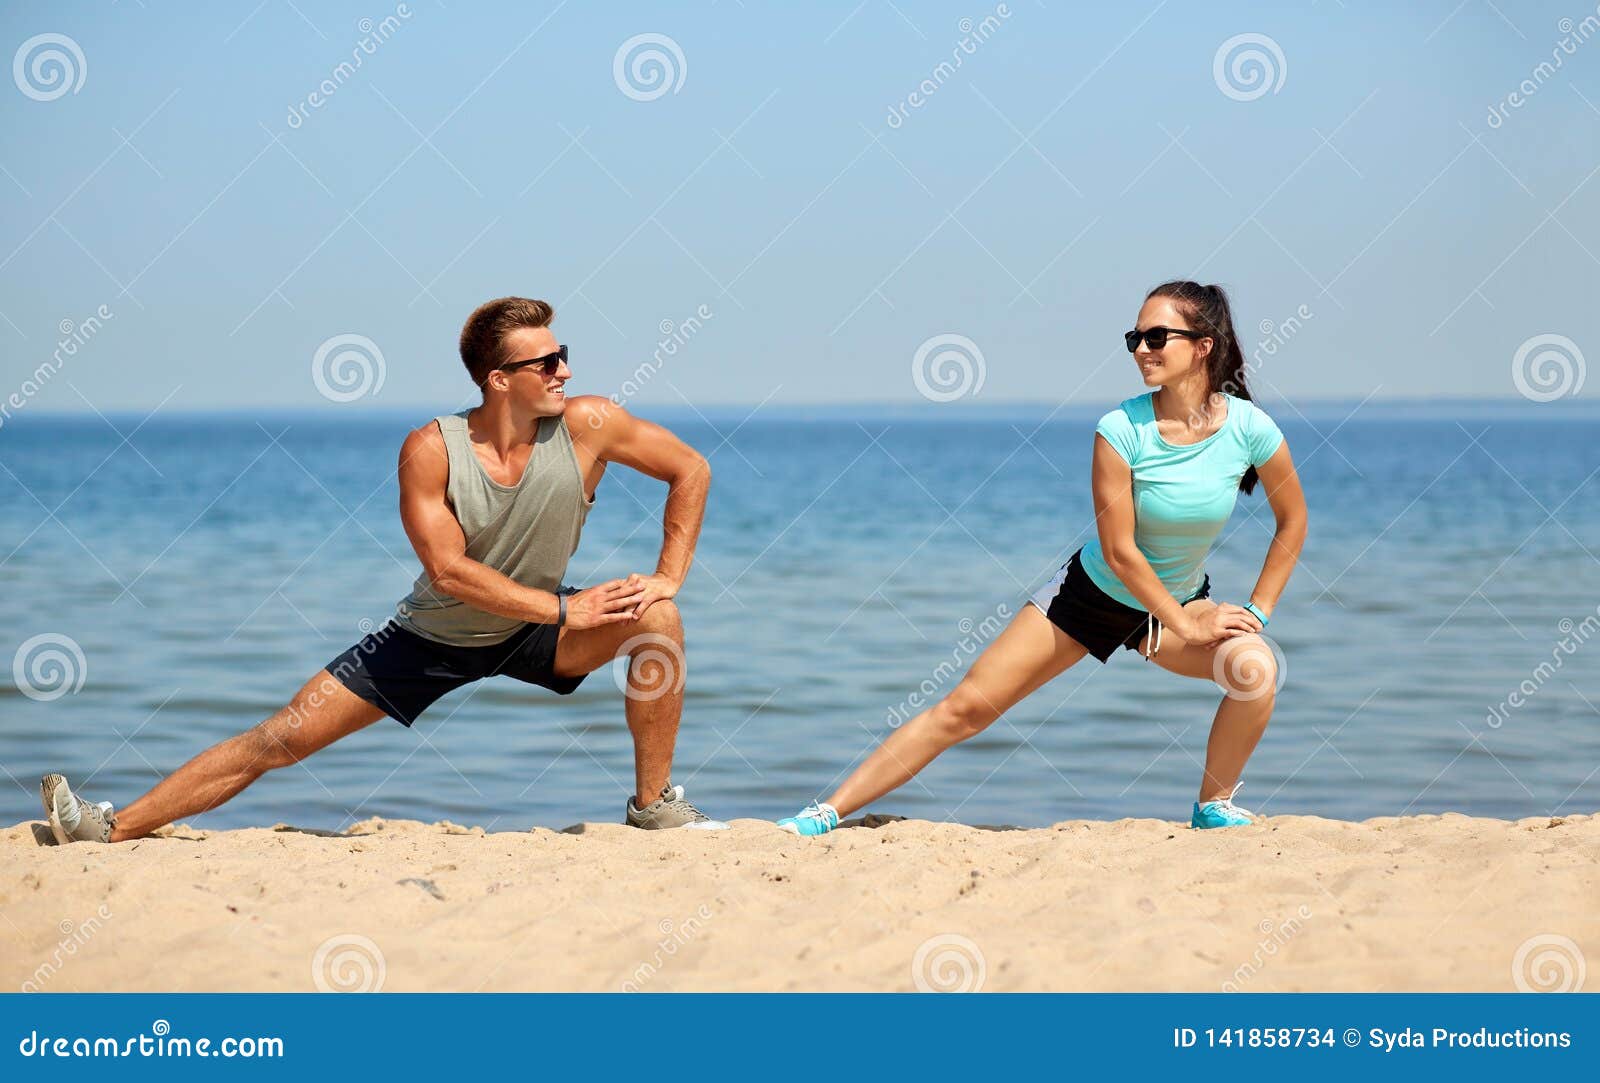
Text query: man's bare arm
567 398 710 616
396 424 642 628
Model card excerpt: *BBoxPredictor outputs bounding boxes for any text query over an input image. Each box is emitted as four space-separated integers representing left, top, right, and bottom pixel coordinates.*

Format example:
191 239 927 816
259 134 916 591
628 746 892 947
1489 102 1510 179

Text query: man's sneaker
625 784 728 831
776 802 839 837
40 774 116 844
1191 782 1256 829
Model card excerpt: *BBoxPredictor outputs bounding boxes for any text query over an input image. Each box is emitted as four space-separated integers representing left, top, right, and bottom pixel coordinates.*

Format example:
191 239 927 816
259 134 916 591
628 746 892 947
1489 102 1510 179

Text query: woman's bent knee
1214 634 1279 700
931 686 998 742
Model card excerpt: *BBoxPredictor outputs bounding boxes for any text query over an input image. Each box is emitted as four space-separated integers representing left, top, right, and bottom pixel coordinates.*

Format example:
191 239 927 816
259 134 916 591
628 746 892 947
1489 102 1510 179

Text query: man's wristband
557 593 568 628
1242 601 1269 628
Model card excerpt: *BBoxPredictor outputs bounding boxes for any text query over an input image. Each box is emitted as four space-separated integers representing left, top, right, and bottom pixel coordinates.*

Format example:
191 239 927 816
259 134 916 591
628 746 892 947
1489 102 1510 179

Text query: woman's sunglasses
1124 327 1203 353
498 344 568 377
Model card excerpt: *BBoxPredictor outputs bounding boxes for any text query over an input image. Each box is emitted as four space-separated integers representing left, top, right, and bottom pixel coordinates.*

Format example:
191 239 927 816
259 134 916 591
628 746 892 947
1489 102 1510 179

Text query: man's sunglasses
1124 327 1203 353
498 344 568 377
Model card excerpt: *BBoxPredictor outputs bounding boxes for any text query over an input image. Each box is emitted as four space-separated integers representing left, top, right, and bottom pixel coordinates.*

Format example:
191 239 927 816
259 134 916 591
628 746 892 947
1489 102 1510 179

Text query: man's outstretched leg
551 598 724 829
42 669 385 844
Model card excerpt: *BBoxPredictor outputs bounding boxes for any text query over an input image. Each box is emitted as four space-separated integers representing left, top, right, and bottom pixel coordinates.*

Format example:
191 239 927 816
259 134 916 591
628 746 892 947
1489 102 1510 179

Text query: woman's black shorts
1029 549 1210 663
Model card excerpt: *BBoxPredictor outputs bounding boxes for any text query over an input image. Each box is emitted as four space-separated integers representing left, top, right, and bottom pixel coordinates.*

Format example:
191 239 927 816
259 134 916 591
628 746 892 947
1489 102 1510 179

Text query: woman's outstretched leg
809 605 1089 824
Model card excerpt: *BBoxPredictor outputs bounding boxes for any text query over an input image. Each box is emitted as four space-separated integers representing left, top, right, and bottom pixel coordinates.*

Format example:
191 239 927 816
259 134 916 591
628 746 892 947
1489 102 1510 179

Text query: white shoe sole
41 776 112 844
44 781 72 846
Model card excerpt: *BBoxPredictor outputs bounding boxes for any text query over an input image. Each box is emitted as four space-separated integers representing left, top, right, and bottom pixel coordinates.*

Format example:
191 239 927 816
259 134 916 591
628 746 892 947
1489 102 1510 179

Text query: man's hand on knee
564 579 648 628
624 572 680 620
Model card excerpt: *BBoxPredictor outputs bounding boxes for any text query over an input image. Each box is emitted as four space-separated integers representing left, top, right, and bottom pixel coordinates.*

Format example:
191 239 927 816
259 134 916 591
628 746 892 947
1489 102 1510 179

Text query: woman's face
1130 297 1211 388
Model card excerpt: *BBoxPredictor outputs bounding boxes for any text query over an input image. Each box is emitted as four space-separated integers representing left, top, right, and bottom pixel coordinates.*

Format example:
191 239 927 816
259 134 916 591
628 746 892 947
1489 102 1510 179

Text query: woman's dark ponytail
1146 280 1260 495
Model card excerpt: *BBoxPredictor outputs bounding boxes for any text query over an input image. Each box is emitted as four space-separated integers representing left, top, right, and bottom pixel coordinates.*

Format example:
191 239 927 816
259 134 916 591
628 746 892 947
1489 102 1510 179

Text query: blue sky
2 0 1598 413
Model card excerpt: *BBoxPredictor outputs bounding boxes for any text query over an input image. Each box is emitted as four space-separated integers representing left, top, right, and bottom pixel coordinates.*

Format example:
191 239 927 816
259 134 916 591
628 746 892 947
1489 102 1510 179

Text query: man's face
488 325 570 416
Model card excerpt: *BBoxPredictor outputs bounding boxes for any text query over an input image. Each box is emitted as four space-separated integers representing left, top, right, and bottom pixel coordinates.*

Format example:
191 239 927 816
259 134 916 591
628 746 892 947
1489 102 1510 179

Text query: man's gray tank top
394 411 593 647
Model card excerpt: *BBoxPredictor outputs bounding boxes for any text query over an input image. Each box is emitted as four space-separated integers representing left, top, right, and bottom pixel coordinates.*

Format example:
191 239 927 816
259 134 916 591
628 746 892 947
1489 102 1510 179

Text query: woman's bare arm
1090 435 1258 644
1243 440 1307 619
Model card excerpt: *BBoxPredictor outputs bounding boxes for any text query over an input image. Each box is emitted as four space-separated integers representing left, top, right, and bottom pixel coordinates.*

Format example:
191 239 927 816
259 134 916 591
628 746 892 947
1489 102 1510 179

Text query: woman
778 280 1307 834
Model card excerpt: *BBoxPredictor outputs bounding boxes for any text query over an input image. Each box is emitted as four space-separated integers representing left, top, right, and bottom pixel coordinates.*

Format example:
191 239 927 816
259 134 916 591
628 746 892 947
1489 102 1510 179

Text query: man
41 297 725 842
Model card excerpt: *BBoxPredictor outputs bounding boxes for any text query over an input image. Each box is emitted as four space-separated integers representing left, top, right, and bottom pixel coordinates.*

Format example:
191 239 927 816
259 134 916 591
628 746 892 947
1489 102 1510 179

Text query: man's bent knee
246 683 366 772
243 718 304 773
636 598 682 636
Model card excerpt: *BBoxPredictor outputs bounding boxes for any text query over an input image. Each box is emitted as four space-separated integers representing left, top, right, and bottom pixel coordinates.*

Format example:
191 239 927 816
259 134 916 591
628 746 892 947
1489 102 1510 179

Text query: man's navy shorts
325 618 585 727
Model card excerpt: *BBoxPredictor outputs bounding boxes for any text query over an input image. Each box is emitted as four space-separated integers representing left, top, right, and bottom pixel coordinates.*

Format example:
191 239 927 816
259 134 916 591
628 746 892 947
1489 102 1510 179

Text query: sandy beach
4 812 1594 993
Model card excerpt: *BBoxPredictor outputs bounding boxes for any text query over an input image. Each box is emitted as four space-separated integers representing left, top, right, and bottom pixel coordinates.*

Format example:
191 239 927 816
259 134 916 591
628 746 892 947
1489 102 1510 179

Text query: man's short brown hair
459 297 554 386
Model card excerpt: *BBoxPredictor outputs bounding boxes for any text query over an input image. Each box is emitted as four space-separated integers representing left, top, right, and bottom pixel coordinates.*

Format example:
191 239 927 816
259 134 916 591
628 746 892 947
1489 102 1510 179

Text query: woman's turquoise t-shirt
1078 392 1284 610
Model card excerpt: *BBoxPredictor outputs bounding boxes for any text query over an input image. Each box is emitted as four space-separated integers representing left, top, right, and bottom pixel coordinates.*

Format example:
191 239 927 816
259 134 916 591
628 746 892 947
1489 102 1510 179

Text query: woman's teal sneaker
1191 783 1256 829
776 802 839 837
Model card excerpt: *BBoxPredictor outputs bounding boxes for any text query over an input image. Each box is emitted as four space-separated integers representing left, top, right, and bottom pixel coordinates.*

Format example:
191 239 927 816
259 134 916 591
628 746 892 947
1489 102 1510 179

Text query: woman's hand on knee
1182 602 1260 647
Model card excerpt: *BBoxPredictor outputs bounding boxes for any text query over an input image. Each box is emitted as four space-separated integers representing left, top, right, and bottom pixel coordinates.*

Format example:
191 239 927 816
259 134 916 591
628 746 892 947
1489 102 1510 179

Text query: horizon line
9 393 1597 419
